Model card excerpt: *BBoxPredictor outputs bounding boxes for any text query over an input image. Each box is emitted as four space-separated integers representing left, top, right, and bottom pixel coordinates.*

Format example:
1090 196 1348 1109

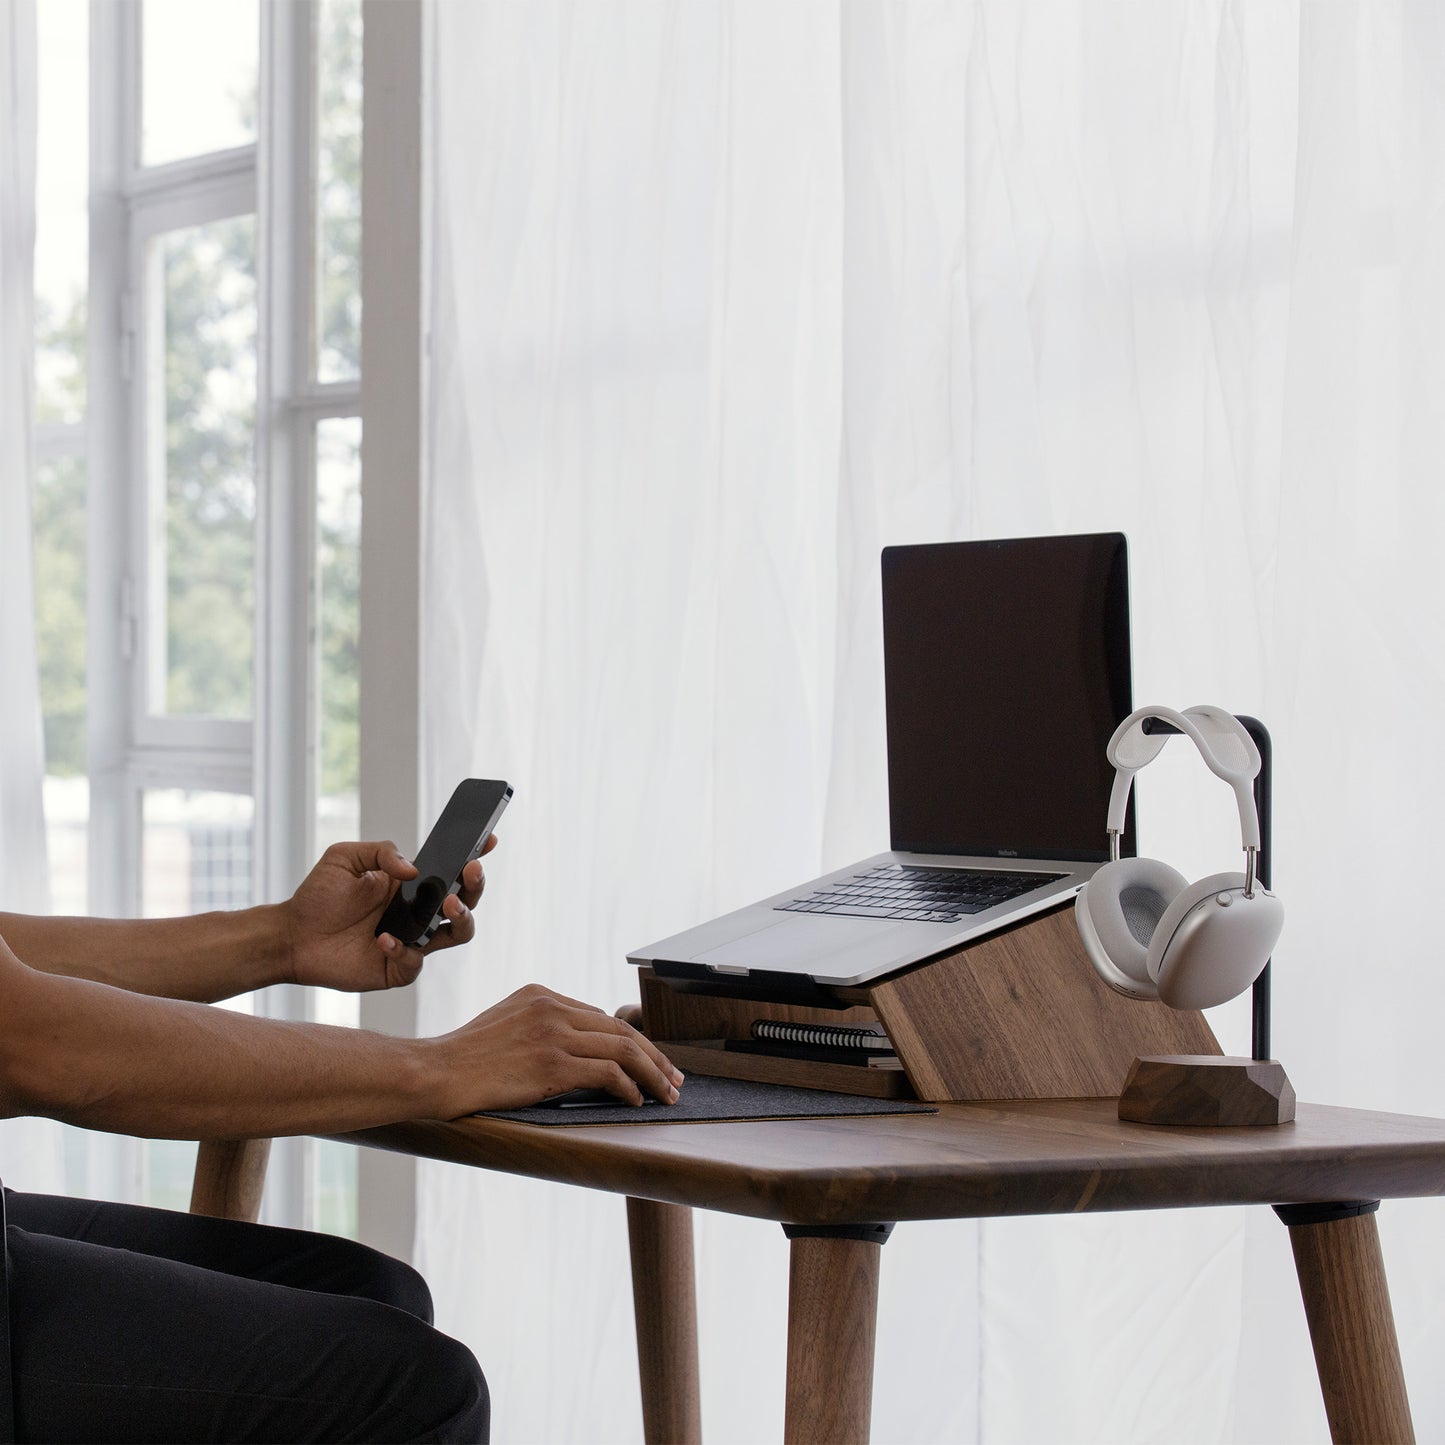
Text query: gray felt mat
482 1073 937 1126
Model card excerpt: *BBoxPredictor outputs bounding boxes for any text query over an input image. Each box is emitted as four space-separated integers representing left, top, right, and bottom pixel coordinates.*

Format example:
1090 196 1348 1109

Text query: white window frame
127 170 257 760
88 0 265 923
84 0 376 1229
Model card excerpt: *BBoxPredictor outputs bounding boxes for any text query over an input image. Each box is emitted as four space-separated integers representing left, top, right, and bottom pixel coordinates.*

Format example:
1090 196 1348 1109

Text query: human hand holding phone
283 833 491 993
283 780 508 994
375 779 512 949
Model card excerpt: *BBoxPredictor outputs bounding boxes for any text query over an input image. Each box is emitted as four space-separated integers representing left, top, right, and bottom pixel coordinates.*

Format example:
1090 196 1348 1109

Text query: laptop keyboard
775 864 1065 924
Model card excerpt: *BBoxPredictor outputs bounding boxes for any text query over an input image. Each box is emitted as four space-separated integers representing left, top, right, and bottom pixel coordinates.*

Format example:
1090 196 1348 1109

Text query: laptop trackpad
694 914 911 973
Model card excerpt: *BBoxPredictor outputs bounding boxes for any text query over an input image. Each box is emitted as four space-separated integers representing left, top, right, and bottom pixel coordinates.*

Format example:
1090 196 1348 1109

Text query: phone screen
376 779 512 945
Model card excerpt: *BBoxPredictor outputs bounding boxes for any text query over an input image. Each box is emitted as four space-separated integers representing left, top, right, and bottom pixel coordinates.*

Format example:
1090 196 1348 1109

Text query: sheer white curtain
0 0 62 1196
423 2 1445 1439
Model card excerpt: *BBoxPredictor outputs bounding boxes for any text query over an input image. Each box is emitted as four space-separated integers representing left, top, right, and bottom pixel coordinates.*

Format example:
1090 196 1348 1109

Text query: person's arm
0 905 293 1003
0 936 683 1138
0 839 490 1004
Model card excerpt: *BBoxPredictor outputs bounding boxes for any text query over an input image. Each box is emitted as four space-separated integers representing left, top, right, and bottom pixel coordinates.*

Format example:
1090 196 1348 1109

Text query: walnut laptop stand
640 902 1221 1105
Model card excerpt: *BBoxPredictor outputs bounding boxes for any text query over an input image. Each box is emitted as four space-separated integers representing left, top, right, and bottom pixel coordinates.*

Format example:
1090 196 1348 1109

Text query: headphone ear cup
1148 871 1284 1009
1075 858 1189 1001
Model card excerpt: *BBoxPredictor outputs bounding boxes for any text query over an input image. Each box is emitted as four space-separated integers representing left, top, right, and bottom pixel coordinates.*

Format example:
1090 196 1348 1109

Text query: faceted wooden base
1118 1055 1296 1127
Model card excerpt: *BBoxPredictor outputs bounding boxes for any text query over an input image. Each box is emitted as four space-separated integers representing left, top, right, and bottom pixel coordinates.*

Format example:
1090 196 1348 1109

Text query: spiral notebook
723 1020 902 1069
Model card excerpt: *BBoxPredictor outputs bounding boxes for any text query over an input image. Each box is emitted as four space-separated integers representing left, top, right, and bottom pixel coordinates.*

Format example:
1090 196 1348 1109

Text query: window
34 0 364 1233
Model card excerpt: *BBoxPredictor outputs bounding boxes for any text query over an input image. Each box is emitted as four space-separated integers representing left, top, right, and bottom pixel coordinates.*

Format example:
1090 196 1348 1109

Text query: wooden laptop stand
638 903 1220 1103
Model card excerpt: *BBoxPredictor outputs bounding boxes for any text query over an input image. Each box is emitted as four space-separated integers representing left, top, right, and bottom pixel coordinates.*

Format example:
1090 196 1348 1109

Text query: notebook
628 533 1134 991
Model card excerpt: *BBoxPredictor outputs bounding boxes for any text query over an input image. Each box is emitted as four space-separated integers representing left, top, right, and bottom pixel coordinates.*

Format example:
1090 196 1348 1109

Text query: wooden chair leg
190 1138 272 1223
1278 1203 1414 1444
783 1230 887 1445
626 1197 702 1445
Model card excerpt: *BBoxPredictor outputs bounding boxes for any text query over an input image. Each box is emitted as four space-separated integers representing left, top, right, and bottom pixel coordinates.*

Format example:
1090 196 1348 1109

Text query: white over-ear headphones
1075 704 1284 1010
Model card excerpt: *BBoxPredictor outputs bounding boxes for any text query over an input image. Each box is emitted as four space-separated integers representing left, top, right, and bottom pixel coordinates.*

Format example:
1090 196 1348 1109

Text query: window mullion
250 0 320 1234
289 380 362 419
87 0 140 925
128 747 252 795
255 0 315 923
124 144 257 203
125 170 258 236
83 0 143 1210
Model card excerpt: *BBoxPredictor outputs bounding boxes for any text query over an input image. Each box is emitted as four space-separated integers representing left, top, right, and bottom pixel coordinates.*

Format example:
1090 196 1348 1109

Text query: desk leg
626 1197 702 1445
1276 1202 1414 1445
190 1138 271 1222
782 1225 892 1445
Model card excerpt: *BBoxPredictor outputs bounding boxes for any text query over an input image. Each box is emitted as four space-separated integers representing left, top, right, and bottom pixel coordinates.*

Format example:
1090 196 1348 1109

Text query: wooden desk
304 1099 1445 1444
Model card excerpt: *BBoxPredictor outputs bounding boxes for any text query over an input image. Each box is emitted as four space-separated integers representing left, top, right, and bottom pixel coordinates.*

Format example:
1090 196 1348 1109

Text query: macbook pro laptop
628 533 1134 991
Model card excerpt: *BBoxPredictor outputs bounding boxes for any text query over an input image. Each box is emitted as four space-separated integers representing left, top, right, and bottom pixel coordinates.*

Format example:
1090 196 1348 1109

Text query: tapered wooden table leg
783 1228 888 1445
1277 1203 1414 1444
190 1138 272 1222
626 1197 702 1445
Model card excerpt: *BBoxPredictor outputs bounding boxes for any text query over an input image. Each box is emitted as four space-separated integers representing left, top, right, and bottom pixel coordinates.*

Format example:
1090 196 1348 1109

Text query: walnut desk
258 1099 1445 1444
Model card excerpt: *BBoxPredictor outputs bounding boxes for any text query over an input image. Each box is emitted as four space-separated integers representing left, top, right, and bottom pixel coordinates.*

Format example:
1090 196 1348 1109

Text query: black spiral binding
750 1020 894 1053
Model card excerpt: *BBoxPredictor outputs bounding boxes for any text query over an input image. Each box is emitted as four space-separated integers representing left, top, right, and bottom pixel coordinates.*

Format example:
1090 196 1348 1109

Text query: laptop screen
882 533 1133 863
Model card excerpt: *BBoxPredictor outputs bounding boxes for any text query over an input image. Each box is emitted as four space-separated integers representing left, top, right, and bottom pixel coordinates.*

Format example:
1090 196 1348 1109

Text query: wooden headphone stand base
1117 1054 1296 1127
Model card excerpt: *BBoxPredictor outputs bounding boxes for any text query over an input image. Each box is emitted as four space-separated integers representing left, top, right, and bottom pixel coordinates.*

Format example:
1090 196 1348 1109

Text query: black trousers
0 1187 488 1444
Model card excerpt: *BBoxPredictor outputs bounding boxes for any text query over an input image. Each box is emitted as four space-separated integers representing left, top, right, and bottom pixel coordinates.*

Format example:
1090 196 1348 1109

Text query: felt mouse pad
481 1073 938 1126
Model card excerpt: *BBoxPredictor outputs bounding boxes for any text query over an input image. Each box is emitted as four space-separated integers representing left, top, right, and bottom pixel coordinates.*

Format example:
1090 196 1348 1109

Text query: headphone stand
1118 715 1294 1127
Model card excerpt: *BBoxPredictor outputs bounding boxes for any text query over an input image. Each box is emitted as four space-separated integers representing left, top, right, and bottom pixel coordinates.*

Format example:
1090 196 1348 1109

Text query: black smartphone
375 779 513 947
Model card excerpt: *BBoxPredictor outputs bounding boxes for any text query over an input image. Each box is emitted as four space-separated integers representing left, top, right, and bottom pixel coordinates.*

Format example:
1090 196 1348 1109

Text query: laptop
628 533 1134 991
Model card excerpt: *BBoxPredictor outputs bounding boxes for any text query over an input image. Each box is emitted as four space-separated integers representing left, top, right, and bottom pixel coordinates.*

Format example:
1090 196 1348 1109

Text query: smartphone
375 779 513 947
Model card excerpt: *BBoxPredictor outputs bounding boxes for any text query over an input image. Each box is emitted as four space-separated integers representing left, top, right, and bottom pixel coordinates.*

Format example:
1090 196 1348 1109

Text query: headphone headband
1105 705 1262 851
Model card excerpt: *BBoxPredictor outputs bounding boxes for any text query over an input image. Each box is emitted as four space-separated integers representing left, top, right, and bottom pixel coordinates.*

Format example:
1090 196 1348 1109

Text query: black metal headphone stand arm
1141 712 1273 1061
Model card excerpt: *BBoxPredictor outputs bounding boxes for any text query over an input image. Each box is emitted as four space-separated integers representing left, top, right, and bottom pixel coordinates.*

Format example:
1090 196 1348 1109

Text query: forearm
0 906 294 1002
2 968 443 1138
